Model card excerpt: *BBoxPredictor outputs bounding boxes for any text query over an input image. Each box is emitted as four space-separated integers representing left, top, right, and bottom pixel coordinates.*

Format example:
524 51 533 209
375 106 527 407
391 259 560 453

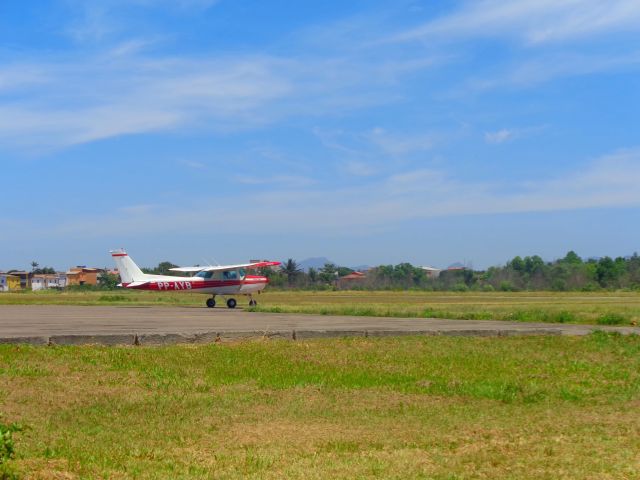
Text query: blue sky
1 0 639 270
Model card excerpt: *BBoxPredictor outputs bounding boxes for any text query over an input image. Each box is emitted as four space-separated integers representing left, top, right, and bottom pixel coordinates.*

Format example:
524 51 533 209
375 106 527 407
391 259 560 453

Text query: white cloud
343 160 378 177
393 0 640 45
368 128 435 156
485 129 513 144
234 175 315 187
179 160 207 170
41 147 640 238
0 45 443 151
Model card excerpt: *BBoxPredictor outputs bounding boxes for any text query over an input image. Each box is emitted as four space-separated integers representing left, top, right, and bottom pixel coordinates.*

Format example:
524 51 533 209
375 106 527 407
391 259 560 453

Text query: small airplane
110 250 280 309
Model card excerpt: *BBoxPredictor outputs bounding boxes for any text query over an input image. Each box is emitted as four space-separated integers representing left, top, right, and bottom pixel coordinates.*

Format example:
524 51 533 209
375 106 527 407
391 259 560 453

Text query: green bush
0 416 22 479
499 281 515 292
452 283 469 292
554 311 576 323
597 313 627 325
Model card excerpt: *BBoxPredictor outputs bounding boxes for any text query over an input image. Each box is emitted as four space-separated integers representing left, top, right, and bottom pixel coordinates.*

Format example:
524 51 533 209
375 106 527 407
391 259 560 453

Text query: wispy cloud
367 127 435 156
40 147 640 237
0 46 443 152
485 129 513 144
234 174 315 187
65 0 220 44
392 0 640 45
179 160 207 170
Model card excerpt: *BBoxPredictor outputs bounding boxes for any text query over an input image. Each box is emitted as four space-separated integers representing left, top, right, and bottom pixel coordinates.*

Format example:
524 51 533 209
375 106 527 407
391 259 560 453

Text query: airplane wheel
249 299 257 307
206 298 216 308
226 298 237 309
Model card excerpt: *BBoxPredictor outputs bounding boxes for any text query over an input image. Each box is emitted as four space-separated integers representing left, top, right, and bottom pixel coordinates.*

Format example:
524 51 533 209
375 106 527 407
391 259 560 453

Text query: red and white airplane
110 250 280 309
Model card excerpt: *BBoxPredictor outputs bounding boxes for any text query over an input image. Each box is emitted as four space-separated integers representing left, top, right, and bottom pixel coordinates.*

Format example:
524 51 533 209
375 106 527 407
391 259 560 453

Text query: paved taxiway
1 305 639 344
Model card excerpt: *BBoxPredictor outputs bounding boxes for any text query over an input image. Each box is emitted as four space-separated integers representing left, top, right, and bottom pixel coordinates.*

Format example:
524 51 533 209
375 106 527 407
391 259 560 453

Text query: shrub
499 281 515 292
554 311 576 323
597 313 627 325
0 416 22 479
452 283 469 292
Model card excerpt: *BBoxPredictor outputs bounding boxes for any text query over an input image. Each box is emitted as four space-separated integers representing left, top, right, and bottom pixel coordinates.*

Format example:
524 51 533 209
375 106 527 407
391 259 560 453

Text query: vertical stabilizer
110 250 147 283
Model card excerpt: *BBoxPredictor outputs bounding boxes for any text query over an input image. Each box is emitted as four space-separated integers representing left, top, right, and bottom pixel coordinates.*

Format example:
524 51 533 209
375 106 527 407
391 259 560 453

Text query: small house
0 273 21 291
66 267 100 286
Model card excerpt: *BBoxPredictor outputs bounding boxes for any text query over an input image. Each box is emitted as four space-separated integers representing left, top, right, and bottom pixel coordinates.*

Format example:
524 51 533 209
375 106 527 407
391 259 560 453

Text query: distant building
0 273 21 292
8 271 31 290
336 271 367 289
420 266 442 279
31 274 66 291
66 267 100 286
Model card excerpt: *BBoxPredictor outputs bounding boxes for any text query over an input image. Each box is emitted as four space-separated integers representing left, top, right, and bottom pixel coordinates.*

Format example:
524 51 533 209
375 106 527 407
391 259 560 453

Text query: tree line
262 252 640 291
95 251 640 292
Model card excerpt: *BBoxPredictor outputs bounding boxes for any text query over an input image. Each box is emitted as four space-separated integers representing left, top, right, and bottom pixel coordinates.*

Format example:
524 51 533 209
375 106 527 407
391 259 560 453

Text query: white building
420 266 442 279
31 274 67 291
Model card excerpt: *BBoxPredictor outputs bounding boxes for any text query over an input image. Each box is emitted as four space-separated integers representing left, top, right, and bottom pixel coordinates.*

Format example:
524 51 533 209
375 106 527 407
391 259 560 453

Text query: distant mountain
298 257 334 272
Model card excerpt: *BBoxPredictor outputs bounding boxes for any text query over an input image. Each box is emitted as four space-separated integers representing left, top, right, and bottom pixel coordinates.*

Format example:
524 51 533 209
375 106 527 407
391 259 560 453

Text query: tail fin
110 250 147 283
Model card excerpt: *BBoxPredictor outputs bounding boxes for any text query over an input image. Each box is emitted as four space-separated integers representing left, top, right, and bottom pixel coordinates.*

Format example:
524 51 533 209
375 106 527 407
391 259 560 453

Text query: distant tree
319 263 338 284
595 257 618 287
143 261 180 276
33 267 56 275
308 267 318 284
281 259 301 286
563 251 583 265
98 272 120 290
30 261 39 272
509 256 525 272
337 266 354 277
156 261 179 276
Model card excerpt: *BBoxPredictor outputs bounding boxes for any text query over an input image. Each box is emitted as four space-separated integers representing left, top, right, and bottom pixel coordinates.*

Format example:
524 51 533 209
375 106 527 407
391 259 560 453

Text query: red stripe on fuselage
124 278 268 291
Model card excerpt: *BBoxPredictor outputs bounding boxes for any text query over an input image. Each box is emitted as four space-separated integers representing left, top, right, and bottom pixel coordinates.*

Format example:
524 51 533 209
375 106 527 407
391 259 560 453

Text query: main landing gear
248 295 257 307
205 296 239 309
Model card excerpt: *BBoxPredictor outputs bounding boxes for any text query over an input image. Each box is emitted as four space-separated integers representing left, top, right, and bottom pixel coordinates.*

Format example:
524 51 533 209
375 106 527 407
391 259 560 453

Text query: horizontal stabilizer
123 281 149 288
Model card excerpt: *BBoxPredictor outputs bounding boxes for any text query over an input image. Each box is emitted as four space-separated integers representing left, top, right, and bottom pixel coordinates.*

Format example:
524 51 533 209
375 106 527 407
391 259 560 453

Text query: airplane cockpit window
239 268 246 278
223 270 238 280
196 271 214 279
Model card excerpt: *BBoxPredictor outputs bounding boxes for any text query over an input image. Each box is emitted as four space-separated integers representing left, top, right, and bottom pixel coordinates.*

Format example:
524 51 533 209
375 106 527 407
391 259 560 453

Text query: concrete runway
1 305 639 345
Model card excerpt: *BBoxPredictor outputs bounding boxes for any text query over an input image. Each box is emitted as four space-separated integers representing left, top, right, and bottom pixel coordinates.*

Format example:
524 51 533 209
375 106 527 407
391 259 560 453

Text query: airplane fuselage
122 274 269 296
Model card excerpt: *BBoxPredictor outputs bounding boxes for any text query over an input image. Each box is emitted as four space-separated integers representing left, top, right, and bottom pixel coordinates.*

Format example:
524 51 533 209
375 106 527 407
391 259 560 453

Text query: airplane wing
170 261 280 273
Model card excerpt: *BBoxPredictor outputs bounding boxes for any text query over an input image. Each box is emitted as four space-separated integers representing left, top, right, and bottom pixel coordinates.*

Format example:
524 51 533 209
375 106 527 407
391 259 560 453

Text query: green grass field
1 289 639 325
1 334 639 479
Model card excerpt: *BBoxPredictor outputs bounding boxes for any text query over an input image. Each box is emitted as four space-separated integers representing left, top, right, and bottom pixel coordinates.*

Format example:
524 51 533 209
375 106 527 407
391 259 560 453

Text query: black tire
206 298 216 308
249 299 257 307
226 298 237 309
